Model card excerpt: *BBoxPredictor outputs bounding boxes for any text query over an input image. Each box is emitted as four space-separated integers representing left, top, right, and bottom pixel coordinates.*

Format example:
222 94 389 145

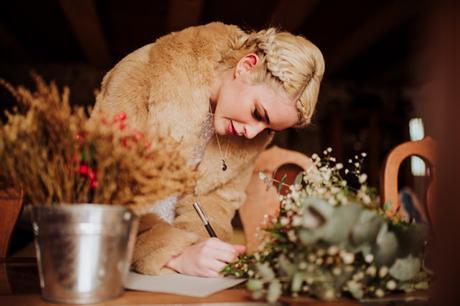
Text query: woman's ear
235 53 259 78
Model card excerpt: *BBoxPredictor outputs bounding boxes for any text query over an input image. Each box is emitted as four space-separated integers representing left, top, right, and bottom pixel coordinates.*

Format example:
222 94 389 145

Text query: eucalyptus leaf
294 172 304 186
257 263 275 281
347 281 364 300
389 255 421 281
298 228 318 245
291 272 304 292
350 210 384 245
267 279 282 303
318 204 361 244
374 223 399 265
247 279 264 291
301 197 334 218
278 174 287 193
278 254 295 277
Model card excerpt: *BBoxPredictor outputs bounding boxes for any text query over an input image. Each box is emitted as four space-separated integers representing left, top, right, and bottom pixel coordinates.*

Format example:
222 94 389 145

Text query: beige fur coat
93 22 272 275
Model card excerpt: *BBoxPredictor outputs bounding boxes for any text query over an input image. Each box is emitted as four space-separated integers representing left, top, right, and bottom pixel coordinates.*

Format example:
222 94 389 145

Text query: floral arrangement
0 75 196 213
223 149 430 302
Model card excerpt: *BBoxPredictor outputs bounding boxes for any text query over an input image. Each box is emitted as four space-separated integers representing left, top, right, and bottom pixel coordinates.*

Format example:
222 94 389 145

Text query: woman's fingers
205 259 227 276
233 244 246 255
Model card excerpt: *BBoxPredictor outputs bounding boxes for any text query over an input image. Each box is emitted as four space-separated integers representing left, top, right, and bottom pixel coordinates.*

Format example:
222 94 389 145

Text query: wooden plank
167 0 204 33
58 0 110 67
270 0 319 32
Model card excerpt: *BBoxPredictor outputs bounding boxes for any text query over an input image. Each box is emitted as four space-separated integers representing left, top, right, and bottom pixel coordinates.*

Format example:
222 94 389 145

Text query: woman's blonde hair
224 28 325 127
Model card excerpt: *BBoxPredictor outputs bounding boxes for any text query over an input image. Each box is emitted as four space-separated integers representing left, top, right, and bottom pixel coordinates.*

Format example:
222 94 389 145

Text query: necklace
209 104 230 171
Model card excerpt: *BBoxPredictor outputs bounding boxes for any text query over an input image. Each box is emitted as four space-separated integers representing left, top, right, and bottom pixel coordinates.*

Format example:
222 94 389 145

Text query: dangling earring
209 104 230 171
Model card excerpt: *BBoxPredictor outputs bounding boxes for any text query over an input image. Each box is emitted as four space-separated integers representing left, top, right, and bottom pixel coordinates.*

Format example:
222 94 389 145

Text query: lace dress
148 113 214 223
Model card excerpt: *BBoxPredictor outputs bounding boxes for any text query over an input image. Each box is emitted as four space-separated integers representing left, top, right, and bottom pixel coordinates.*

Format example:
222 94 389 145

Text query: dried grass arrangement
0 75 196 214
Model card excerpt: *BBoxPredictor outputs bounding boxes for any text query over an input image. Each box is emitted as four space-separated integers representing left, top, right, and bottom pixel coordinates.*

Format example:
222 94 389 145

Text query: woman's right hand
165 238 246 277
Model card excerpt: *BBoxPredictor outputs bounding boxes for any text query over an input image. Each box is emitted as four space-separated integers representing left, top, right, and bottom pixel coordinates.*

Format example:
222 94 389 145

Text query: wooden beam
270 0 318 32
328 0 422 74
167 0 204 33
58 0 110 67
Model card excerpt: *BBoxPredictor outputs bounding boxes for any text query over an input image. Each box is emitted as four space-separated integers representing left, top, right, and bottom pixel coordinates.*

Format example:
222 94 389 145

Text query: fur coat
93 22 273 275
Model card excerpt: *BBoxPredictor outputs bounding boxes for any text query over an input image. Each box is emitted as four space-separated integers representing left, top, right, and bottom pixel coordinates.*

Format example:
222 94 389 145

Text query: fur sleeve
131 161 256 275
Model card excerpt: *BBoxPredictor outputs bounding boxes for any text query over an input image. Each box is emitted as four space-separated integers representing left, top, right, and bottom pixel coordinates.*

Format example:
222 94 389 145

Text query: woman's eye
253 109 262 121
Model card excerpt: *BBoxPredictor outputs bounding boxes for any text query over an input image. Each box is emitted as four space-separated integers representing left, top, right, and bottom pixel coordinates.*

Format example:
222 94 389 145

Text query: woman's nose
244 123 266 139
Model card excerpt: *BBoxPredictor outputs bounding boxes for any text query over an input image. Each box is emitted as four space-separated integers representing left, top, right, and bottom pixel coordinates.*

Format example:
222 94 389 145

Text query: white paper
125 272 247 298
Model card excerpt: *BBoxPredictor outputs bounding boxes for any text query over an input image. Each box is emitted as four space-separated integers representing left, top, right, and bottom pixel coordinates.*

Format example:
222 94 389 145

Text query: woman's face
212 55 299 139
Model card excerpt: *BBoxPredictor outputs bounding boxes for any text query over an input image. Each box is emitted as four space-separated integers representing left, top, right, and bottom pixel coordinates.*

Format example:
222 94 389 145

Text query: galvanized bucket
31 204 139 304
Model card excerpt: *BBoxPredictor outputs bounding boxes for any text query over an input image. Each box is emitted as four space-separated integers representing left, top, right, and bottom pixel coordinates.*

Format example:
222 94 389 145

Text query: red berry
118 112 127 121
133 131 144 141
88 169 97 180
90 180 99 189
79 164 89 175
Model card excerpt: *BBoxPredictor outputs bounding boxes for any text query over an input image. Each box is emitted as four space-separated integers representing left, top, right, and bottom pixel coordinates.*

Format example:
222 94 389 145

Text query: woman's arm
132 162 255 275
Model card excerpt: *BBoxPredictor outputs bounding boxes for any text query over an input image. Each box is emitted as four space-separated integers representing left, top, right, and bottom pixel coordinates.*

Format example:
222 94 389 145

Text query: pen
193 201 218 238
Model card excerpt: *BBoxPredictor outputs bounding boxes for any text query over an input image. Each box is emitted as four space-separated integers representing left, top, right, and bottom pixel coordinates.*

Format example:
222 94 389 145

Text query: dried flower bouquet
0 75 196 214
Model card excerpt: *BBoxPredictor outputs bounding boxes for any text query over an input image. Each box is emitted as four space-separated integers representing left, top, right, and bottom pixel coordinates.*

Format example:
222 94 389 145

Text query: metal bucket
31 204 139 304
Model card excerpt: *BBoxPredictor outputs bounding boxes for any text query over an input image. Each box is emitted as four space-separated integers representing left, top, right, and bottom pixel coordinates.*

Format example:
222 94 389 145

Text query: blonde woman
94 22 324 277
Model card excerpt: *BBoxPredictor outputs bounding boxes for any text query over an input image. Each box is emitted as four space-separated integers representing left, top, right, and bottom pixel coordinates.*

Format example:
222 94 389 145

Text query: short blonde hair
223 28 325 127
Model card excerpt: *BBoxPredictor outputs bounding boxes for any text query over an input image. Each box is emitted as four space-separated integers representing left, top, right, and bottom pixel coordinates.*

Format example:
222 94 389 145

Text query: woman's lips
227 120 237 136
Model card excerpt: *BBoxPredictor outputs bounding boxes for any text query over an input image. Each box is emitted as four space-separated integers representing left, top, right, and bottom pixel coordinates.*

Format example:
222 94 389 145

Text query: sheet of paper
125 272 247 298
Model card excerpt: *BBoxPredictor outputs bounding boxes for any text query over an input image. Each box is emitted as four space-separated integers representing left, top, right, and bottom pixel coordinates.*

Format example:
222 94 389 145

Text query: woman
93 22 324 277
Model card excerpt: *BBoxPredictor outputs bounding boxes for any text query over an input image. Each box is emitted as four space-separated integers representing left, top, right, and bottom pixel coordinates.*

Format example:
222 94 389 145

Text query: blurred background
0 0 433 192
3 1 460 301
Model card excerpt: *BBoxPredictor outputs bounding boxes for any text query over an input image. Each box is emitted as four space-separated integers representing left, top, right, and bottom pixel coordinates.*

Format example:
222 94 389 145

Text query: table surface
0 258 429 306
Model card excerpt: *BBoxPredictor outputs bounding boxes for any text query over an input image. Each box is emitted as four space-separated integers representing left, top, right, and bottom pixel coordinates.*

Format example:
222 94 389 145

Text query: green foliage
223 149 431 302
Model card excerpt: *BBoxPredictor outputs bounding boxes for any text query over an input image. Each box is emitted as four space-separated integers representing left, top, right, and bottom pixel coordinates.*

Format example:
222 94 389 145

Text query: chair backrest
0 187 23 258
380 136 436 221
239 146 312 253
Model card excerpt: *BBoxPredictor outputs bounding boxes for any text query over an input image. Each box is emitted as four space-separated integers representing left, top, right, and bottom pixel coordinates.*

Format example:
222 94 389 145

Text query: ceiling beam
327 0 422 74
167 0 204 33
58 0 110 67
270 0 319 32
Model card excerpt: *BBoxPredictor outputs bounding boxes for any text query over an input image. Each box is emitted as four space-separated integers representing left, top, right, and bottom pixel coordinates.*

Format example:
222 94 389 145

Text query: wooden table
0 258 429 306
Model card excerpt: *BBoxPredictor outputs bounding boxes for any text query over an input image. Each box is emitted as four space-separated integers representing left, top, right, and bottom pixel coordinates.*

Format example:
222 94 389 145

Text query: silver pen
193 201 218 238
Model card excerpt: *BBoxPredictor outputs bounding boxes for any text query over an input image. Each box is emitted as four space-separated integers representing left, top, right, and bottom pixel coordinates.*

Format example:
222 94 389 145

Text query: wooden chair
0 186 23 294
239 146 312 253
0 187 24 259
380 136 436 222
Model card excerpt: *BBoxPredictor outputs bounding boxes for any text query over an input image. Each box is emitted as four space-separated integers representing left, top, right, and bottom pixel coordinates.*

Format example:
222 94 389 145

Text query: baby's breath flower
327 246 339 256
332 267 342 275
364 254 374 263
280 217 289 226
361 152 367 157
358 174 368 184
287 230 297 242
298 262 307 270
327 147 332 152
375 288 385 298
366 265 377 277
379 266 389 278
386 280 397 290
336 163 343 170
341 252 355 264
